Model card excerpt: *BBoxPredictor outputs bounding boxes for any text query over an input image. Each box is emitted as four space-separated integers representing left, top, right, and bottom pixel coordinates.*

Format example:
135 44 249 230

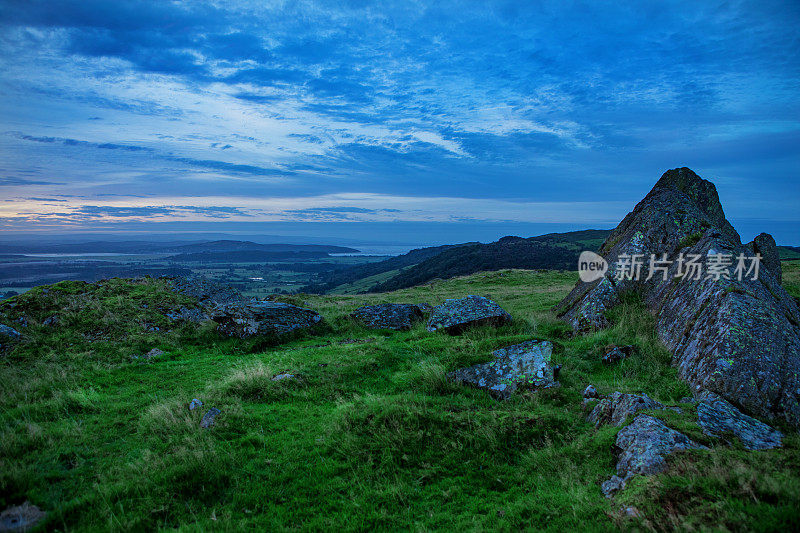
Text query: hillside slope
368 229 610 293
1 265 799 530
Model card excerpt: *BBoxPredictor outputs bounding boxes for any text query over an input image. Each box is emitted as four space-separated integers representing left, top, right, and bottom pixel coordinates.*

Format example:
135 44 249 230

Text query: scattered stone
350 303 424 331
602 345 634 365
555 168 800 428
588 391 665 428
271 373 296 381
427 295 512 334
200 408 220 429
135 348 164 360
448 340 558 400
189 399 203 411
0 324 22 352
165 306 209 323
679 397 696 404
169 277 242 307
622 506 642 519
697 392 782 450
42 315 59 327
0 501 46 532
583 384 598 399
210 300 323 338
601 414 707 497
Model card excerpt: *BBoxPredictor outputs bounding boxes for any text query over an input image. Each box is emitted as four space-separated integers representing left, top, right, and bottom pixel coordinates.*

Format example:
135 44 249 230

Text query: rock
144 348 164 359
555 168 800 428
165 306 209 323
169 277 242 306
747 232 781 284
448 340 558 400
588 392 665 427
271 373 296 381
350 303 424 331
697 392 782 450
189 398 203 411
0 501 46 532
0 324 22 352
583 384 598 398
210 300 323 338
679 397 696 404
427 295 512 334
416 303 433 313
602 345 634 365
200 408 220 429
42 315 59 327
602 415 707 497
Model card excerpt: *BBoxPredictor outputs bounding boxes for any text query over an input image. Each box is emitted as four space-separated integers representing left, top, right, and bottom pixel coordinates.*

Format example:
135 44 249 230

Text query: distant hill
304 230 610 294
166 250 336 262
164 240 358 254
779 246 800 260
302 243 475 293
368 230 610 293
0 239 359 255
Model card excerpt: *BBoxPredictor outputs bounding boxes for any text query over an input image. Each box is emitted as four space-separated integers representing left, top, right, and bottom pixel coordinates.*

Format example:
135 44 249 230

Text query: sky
0 0 798 244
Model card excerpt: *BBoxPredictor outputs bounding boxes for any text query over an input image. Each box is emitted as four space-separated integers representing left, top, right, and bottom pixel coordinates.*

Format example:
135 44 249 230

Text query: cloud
0 0 797 233
0 177 60 186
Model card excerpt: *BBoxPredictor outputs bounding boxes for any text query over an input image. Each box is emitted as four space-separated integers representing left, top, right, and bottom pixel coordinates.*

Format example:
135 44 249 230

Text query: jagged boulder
697 392 782 450
556 168 800 428
210 301 323 338
350 303 424 331
587 392 665 428
448 340 558 399
602 415 707 497
747 232 782 284
427 295 511 334
169 277 242 306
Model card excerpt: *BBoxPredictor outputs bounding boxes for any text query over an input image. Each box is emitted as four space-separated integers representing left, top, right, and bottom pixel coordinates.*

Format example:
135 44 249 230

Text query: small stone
602 345 634 365
143 348 164 359
0 501 46 532
587 391 665 427
189 399 203 411
200 408 220 429
271 373 296 381
42 315 59 327
583 385 598 399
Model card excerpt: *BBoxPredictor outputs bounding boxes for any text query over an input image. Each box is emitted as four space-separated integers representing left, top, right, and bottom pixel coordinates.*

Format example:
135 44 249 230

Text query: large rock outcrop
697 392 782 450
555 168 800 428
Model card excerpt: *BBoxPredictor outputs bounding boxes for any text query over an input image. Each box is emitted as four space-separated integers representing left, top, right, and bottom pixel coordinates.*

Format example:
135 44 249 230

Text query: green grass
1 267 799 531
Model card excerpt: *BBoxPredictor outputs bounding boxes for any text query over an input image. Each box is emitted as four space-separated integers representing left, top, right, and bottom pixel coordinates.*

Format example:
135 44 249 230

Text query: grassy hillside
369 230 610 293
1 265 799 531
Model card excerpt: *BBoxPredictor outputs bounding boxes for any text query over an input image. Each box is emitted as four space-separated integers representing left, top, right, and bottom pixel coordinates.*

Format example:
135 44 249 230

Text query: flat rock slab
0 501 46 532
350 303 424 331
697 392 782 450
427 295 511 334
588 392 665 428
210 300 323 338
602 415 707 497
448 340 558 400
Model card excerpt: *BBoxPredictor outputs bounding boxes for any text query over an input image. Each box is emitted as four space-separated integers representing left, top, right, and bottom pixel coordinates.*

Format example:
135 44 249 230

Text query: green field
2 263 799 531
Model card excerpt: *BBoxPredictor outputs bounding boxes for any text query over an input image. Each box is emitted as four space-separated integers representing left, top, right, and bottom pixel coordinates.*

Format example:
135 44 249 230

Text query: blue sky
0 0 798 243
